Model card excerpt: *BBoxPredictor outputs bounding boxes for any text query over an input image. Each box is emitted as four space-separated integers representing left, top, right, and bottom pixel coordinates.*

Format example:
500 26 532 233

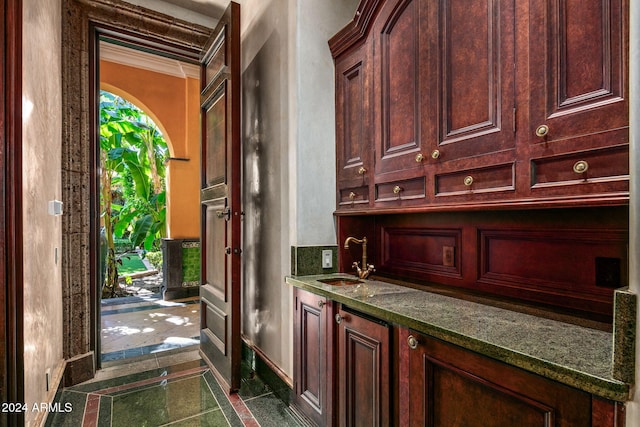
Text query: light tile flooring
101 294 201 363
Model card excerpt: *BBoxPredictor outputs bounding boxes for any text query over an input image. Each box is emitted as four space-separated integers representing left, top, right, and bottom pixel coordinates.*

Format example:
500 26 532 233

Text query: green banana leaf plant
99 91 168 298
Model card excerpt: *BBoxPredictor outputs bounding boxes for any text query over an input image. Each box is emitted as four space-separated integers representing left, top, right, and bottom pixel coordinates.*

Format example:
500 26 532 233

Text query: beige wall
22 0 65 425
100 60 201 239
240 0 358 379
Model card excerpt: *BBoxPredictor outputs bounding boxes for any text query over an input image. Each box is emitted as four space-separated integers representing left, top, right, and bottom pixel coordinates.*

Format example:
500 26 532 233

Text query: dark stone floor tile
202 371 244 427
162 408 229 426
110 374 219 426
43 390 87 427
244 393 305 427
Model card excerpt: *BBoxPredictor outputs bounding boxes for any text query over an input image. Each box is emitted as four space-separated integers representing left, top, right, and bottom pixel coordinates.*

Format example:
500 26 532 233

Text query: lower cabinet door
293 288 333 426
400 329 621 427
336 306 390 427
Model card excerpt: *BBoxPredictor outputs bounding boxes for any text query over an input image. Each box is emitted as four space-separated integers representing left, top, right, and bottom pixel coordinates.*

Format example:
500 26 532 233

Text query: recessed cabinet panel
339 186 370 207
379 226 462 278
435 0 516 159
531 145 629 188
338 58 367 174
337 307 390 427
375 0 425 175
336 44 372 196
528 0 627 145
404 331 593 426
435 163 514 196
375 177 426 202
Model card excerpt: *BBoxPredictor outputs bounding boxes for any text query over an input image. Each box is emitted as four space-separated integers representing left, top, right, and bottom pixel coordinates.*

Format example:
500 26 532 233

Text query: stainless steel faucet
343 236 375 279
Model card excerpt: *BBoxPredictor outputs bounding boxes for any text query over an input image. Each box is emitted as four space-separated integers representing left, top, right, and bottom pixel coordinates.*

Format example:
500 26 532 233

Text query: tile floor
45 349 310 427
101 294 201 363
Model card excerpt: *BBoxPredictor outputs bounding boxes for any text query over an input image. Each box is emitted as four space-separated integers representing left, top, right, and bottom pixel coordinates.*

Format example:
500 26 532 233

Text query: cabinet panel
404 331 594 426
374 0 425 175
336 45 372 194
337 307 390 427
293 288 333 426
528 0 628 146
430 0 516 161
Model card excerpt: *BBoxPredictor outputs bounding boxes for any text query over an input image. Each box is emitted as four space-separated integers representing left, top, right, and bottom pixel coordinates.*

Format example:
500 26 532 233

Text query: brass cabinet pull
358 166 367 175
225 247 232 255
349 192 357 200
407 335 419 350
335 313 344 324
393 185 402 194
464 176 474 186
431 149 440 160
317 300 325 309
415 153 424 163
573 160 589 174
535 124 549 137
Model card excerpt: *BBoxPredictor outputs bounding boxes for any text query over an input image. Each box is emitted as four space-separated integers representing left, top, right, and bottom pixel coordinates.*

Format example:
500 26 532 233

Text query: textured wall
22 0 65 425
241 0 358 379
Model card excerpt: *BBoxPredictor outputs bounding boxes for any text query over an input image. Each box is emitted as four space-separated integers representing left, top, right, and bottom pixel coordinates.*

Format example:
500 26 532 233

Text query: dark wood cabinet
398 328 624 427
293 288 334 426
336 306 390 427
331 0 629 213
292 291 391 427
335 44 373 209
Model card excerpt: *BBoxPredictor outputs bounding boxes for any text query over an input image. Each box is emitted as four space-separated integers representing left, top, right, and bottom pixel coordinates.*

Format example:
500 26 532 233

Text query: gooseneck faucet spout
343 236 375 279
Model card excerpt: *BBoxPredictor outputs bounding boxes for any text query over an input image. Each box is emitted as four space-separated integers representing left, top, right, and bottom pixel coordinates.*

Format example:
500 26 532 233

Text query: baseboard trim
241 339 293 405
63 351 95 387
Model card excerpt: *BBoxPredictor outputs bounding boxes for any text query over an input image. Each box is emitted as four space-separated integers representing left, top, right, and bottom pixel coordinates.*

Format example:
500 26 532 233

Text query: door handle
216 208 231 220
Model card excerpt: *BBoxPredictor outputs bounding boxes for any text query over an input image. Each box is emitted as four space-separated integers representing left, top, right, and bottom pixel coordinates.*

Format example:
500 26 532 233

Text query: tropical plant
100 91 168 297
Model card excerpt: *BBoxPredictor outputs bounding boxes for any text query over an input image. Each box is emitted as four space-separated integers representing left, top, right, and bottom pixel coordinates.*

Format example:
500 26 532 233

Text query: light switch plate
322 250 333 269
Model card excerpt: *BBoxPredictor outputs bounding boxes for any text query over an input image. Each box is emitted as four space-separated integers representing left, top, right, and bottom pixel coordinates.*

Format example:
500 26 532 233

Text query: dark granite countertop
286 273 630 401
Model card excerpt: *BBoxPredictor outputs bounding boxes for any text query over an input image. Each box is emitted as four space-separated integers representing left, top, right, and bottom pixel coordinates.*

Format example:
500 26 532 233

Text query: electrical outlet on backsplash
291 246 338 276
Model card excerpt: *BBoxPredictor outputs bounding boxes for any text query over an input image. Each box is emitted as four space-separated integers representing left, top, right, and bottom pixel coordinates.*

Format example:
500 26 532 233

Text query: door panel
528 0 627 146
430 0 516 161
199 1 241 392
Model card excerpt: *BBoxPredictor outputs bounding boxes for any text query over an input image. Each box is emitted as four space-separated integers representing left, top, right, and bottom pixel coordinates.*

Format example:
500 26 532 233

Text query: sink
318 277 363 286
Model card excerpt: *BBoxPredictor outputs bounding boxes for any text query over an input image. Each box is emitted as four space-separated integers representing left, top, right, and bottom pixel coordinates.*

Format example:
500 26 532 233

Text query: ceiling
160 0 229 18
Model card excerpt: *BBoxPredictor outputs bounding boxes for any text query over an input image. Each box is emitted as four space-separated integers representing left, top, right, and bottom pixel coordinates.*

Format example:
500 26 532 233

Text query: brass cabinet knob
415 153 424 163
431 149 440 159
349 192 357 200
393 185 402 194
464 176 474 186
535 124 549 137
573 160 589 174
335 313 344 324
358 166 367 175
317 300 325 308
407 335 419 350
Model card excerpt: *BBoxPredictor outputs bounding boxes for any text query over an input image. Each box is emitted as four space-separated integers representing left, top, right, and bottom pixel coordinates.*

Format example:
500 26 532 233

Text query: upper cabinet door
528 0 628 149
428 0 516 164
373 0 427 177
335 44 373 209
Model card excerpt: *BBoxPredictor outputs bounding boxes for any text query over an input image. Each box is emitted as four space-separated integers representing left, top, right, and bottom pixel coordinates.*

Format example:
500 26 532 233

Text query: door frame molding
61 0 210 381
2 0 24 425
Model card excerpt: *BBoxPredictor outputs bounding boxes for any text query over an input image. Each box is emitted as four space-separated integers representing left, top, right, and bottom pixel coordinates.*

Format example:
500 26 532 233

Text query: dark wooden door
527 0 628 151
337 307 390 427
199 1 241 392
401 329 597 427
335 44 372 209
293 288 334 427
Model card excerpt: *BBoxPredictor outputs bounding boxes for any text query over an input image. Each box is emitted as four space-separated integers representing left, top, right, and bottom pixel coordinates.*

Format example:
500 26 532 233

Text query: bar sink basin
318 277 363 286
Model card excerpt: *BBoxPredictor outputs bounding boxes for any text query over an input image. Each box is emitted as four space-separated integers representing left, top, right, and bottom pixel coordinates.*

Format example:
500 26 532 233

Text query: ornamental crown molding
100 41 200 79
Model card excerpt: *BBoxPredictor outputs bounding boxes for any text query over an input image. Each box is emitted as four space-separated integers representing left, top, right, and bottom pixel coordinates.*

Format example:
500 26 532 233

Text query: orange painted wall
100 60 200 239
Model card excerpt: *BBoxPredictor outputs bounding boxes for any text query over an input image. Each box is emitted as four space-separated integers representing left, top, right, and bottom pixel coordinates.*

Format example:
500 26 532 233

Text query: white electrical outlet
322 250 333 269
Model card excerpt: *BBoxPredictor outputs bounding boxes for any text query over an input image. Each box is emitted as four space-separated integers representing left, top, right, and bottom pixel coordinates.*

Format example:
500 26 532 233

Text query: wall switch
48 200 63 216
322 250 333 269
